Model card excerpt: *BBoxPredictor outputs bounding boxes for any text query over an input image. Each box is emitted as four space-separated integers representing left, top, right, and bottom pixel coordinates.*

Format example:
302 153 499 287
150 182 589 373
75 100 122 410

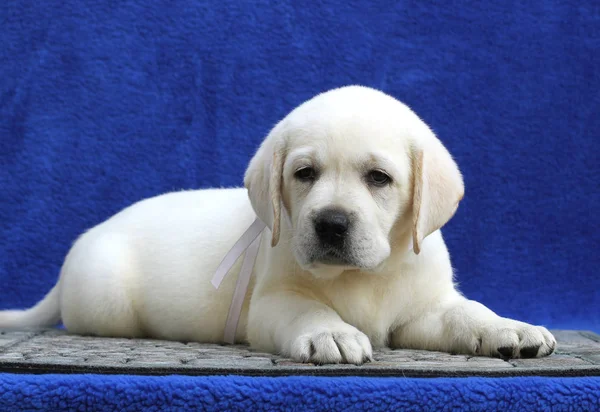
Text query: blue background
1 0 599 332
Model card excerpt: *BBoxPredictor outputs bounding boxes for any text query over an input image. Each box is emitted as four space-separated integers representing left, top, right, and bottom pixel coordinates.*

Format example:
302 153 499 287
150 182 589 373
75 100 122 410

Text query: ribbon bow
211 218 266 344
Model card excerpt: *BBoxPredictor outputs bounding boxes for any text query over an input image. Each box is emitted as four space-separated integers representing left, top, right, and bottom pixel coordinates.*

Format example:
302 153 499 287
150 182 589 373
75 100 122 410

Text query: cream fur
0 86 556 364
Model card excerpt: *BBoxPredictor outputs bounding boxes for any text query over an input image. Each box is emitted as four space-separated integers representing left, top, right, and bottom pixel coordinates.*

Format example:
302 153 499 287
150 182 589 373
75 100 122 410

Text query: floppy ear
411 138 464 254
244 123 286 247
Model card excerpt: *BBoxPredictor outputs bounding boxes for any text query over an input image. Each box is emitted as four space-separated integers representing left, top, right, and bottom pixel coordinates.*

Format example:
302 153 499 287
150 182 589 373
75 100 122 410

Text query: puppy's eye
294 167 316 182
367 170 392 187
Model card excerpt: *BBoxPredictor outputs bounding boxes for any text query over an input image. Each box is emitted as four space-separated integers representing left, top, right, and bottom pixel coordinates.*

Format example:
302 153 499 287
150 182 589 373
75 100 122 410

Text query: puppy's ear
411 138 464 254
244 123 286 247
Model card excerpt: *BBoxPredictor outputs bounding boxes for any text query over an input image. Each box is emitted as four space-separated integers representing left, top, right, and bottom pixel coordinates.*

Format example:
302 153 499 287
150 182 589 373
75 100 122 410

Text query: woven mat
0 329 598 377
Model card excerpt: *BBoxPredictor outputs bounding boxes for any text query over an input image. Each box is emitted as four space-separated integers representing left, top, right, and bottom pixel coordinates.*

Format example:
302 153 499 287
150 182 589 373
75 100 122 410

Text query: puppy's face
281 118 412 278
245 86 464 279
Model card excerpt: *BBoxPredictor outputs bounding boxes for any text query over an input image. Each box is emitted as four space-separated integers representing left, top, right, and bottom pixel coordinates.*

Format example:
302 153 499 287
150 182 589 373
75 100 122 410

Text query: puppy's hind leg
60 231 145 339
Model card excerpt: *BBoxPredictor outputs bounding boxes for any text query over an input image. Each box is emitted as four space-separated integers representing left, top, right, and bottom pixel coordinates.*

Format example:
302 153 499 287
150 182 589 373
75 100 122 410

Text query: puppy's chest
325 278 411 347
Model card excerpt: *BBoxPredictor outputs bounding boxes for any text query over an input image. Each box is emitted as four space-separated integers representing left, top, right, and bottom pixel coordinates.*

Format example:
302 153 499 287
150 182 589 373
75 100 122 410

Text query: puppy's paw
290 325 373 365
472 320 556 359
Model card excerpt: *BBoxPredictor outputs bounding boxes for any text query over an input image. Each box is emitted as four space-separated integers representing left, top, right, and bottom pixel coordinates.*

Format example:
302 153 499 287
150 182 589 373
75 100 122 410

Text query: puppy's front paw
291 325 373 365
474 320 556 359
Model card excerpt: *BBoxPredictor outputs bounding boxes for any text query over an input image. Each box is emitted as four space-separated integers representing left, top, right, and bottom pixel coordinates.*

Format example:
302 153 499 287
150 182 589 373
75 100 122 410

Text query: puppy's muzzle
314 208 350 247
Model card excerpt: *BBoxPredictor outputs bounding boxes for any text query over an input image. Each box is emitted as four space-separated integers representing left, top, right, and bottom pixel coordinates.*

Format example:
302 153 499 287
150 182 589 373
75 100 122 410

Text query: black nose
314 209 350 245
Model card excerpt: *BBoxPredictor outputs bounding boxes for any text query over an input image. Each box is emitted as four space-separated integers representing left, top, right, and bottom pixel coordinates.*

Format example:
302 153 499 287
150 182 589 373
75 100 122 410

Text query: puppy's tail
0 285 61 329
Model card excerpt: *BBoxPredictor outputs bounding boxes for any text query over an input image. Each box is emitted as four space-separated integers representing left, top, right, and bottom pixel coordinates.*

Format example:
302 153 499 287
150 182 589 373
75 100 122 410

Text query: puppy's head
245 86 464 279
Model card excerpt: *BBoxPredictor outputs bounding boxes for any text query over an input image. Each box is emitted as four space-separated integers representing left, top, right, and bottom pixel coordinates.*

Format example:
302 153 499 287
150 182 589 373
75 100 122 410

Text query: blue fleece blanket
1 0 599 331
0 374 598 411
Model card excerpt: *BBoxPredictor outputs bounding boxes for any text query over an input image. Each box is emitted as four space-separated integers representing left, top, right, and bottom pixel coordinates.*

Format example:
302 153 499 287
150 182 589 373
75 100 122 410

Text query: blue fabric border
1 374 599 411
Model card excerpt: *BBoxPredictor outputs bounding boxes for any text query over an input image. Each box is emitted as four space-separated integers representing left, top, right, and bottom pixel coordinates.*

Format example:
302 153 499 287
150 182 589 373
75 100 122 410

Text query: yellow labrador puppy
0 86 555 364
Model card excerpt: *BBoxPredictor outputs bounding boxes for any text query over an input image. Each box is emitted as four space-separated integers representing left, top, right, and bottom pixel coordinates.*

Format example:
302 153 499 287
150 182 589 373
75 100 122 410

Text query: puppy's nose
314 209 350 245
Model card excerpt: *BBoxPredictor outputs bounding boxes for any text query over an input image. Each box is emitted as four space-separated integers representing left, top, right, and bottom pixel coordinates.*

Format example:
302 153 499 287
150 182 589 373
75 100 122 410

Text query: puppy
0 86 556 364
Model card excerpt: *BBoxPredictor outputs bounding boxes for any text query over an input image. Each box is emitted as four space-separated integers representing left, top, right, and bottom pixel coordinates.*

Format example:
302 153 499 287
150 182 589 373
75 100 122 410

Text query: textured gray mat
0 329 598 377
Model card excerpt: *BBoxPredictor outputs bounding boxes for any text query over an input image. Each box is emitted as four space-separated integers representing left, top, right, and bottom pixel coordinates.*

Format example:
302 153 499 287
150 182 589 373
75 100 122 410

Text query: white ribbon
211 217 266 344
